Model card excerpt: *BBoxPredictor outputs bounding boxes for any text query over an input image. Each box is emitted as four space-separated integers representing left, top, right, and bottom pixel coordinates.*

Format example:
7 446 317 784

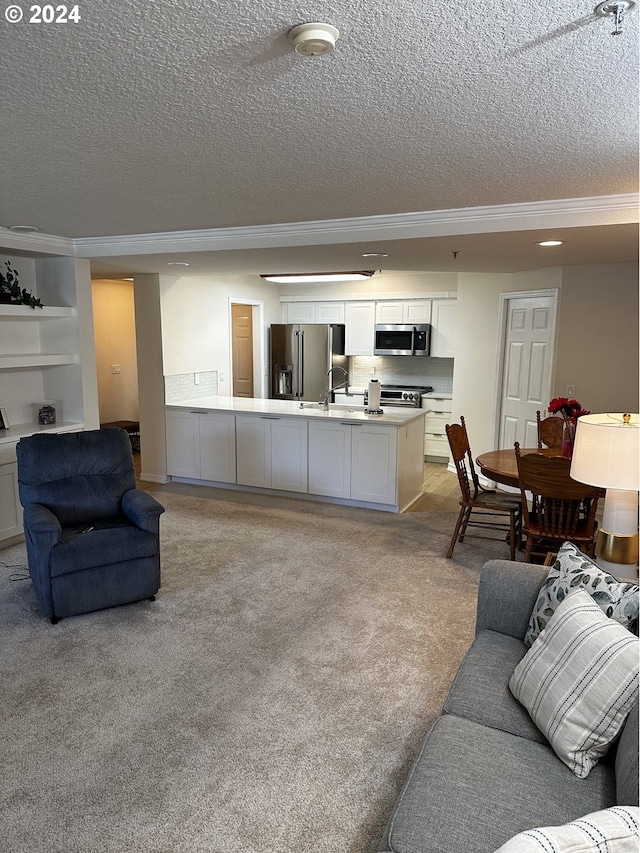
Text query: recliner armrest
475 559 549 640
122 489 165 532
22 503 62 538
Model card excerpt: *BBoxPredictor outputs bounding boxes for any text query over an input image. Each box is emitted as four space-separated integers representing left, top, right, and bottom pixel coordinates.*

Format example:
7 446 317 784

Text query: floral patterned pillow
524 541 639 647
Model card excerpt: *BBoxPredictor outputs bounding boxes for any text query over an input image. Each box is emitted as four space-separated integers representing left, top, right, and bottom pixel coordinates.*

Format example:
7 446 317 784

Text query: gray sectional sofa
379 559 639 853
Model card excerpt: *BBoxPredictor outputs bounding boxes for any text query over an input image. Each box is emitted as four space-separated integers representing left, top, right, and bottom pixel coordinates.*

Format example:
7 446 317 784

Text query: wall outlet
194 372 200 385
566 384 575 397
220 371 225 382
111 364 121 374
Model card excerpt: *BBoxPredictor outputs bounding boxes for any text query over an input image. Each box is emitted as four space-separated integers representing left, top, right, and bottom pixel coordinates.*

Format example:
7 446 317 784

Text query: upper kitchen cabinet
430 299 457 358
345 301 376 356
283 301 345 324
375 300 432 325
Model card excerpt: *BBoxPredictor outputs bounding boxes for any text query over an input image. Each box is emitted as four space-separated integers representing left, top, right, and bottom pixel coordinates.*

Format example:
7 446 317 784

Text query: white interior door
498 294 557 450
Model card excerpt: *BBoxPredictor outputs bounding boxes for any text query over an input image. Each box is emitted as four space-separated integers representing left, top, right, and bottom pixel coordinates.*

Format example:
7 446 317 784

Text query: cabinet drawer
424 435 449 456
425 413 449 433
423 398 452 415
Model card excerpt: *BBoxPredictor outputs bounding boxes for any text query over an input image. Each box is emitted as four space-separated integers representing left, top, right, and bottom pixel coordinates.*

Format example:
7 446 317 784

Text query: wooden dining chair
445 417 521 560
514 442 601 562
536 411 564 449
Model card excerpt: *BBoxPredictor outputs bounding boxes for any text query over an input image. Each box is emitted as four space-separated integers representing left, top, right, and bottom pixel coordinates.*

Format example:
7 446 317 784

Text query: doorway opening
230 300 264 398
91 279 141 475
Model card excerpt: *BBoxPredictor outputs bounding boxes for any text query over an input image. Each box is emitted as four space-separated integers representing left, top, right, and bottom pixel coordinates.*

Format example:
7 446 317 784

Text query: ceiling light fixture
288 22 340 56
595 1 636 35
361 252 388 258
8 224 41 233
536 240 565 247
167 262 190 267
261 271 375 284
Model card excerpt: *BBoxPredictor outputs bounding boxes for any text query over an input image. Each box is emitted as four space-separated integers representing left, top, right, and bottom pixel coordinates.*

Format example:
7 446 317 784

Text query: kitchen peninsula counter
165 397 426 512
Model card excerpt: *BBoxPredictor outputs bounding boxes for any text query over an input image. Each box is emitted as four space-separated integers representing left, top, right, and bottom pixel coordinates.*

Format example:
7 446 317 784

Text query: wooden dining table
475 447 561 489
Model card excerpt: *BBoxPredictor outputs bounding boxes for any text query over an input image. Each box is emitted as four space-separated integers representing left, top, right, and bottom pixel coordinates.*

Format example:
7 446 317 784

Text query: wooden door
231 303 254 398
498 295 556 450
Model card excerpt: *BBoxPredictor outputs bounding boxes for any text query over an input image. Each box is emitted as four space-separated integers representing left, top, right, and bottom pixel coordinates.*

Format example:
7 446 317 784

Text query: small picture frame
0 407 8 430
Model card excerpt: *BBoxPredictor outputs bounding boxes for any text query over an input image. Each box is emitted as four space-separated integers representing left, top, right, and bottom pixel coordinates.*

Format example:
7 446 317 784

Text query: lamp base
595 529 639 579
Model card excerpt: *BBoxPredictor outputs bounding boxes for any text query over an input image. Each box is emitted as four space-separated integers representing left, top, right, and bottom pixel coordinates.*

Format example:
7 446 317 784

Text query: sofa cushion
493 806 640 852
616 699 640 806
510 589 639 779
443 630 547 743
384 714 616 853
524 541 639 647
50 521 158 576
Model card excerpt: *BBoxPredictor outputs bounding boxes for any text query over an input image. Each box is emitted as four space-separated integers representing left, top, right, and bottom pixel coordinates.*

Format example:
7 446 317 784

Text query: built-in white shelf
0 420 85 446
0 305 75 319
0 353 78 369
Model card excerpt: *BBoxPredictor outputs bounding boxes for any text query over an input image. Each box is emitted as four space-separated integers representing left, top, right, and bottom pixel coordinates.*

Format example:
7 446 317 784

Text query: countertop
166 396 426 426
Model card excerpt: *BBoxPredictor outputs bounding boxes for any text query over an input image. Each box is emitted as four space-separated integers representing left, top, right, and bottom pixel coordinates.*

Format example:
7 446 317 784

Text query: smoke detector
288 23 339 56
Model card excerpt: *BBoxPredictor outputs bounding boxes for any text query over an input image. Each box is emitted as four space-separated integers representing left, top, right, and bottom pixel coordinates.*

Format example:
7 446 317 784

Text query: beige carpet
0 483 513 853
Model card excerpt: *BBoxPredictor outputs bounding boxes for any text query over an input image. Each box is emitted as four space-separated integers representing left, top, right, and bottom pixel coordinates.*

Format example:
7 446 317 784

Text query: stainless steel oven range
363 384 433 408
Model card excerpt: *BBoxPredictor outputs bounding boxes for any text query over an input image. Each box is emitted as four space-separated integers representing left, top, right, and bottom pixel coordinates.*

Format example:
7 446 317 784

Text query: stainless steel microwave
374 324 431 356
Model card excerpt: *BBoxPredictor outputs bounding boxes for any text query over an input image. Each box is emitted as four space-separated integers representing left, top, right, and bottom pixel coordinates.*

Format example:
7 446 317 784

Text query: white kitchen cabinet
345 301 376 355
236 414 307 492
270 417 308 492
166 409 236 482
375 300 432 325
316 302 345 323
0 456 22 542
307 420 352 498
308 419 398 505
236 414 272 487
166 409 201 478
285 302 316 323
423 395 453 460
283 302 345 324
350 423 398 504
199 412 237 483
430 300 457 358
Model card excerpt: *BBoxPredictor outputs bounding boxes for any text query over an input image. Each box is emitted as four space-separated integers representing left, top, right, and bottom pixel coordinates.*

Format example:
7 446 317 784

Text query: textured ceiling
0 0 638 273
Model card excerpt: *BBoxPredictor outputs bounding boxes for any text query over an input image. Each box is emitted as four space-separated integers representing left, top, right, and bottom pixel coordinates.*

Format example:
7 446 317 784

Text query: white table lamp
570 413 639 575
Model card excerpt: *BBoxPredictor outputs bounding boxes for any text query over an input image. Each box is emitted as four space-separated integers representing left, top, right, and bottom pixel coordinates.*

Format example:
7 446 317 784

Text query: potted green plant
0 261 43 308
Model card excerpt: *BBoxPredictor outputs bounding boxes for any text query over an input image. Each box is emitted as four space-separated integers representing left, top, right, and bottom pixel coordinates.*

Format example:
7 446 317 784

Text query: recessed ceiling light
536 240 565 247
167 262 190 267
361 252 388 258
8 224 41 233
261 271 375 284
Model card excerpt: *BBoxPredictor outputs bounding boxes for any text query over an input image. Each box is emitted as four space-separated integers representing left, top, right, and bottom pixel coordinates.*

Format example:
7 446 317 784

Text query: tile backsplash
165 371 219 403
350 356 453 393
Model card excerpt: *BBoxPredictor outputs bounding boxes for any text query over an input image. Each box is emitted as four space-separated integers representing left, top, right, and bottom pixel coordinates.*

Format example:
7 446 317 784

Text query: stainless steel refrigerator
270 324 347 403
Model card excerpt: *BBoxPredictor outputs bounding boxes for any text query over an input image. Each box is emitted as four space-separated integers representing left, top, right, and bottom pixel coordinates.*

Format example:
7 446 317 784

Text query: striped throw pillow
510 587 639 779
494 806 640 852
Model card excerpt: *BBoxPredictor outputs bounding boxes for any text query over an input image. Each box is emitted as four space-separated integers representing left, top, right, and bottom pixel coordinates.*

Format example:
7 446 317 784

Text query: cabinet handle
260 416 281 420
340 422 361 426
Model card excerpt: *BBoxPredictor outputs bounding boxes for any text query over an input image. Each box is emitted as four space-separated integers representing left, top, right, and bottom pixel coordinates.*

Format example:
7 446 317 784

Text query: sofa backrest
616 697 639 806
16 428 136 526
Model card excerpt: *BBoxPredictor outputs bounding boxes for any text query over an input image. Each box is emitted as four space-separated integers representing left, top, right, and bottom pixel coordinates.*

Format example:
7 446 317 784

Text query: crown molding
0 229 75 256
2 195 637 260
73 194 639 258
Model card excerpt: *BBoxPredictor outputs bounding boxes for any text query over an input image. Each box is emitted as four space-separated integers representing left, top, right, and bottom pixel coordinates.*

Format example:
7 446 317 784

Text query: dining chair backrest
514 442 600 550
446 416 481 502
536 411 564 450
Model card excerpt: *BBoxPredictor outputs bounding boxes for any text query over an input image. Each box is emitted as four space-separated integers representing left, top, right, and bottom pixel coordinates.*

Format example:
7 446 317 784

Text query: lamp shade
570 413 639 491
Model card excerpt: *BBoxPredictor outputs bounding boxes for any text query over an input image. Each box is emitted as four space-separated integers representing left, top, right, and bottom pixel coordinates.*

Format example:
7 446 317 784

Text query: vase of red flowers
547 397 590 457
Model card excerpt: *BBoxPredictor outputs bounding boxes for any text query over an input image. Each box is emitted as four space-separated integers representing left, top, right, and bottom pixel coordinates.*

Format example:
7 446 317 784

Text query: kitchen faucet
324 366 349 410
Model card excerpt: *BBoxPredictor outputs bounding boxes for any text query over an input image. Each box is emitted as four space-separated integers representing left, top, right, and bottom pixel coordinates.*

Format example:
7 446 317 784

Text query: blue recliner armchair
16 428 165 623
